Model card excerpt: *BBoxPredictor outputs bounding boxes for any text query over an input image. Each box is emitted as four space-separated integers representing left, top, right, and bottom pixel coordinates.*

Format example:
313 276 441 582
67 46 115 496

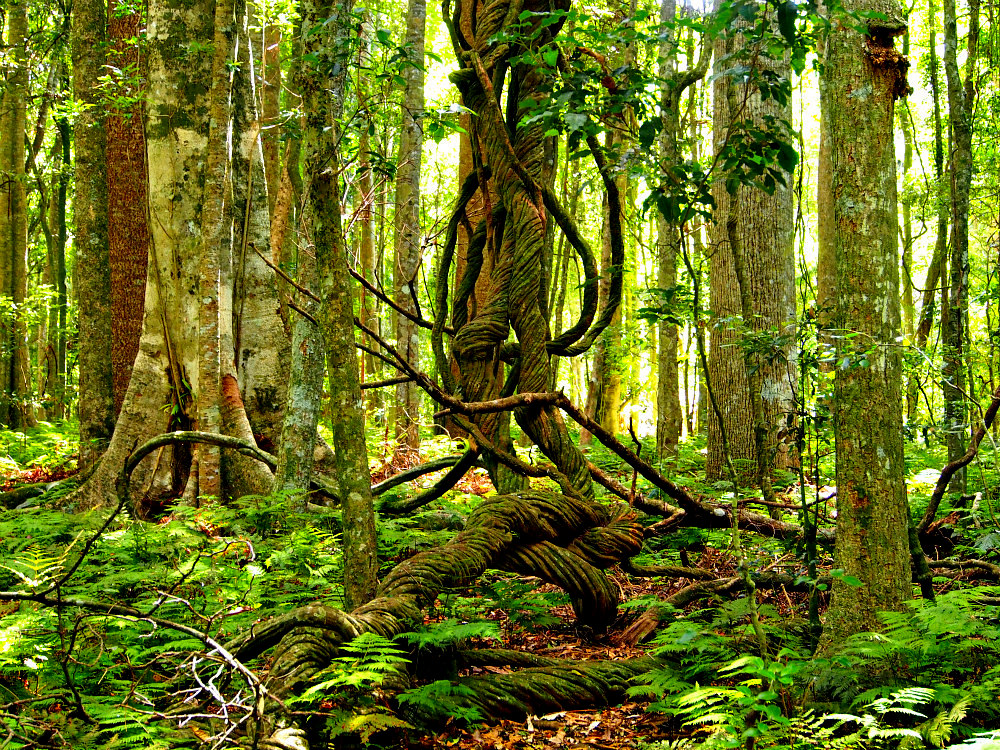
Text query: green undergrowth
0 421 79 483
3 420 1000 748
631 586 1000 750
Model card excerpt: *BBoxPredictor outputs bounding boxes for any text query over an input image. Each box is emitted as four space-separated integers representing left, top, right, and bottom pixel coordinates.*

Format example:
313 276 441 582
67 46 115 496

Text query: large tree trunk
820 0 912 643
392 0 426 459
706 22 796 482
70 0 288 511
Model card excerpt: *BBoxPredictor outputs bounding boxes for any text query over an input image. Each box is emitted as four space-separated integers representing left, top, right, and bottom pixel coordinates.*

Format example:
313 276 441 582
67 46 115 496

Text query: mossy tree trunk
297 0 378 607
820 0 912 643
73 0 112 452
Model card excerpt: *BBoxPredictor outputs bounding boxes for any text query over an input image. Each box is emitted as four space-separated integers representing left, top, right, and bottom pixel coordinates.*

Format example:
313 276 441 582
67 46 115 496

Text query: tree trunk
941 0 979 493
706 21 796 482
73 0 112 452
907 0 948 420
47 102 70 421
106 0 149 419
70 0 288 511
654 0 703 456
582 152 624 443
298 0 378 607
899 25 916 420
392 0 426 459
820 0 912 643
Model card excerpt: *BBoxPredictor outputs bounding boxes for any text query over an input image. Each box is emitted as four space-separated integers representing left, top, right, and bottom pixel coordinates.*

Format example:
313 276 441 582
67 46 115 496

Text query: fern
1 539 77 588
399 618 500 648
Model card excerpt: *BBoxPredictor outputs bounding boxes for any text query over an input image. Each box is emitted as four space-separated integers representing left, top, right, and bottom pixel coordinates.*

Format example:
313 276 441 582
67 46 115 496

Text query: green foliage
399 618 500 649
296 632 410 699
292 633 415 744
826 587 1000 722
1 422 78 475
460 573 571 632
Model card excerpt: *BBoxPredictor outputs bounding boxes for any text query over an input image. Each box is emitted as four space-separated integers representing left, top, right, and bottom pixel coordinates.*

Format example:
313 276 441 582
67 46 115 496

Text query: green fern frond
399 618 500 648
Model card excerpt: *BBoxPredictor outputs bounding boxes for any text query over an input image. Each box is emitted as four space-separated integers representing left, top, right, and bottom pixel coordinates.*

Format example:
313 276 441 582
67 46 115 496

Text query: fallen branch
371 455 465 496
378 449 480 513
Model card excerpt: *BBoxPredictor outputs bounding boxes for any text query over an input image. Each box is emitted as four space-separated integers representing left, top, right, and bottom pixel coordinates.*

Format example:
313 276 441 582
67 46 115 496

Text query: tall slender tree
655 0 709 456
393 0 427 458
73 0 113 454
941 0 980 493
297 0 377 607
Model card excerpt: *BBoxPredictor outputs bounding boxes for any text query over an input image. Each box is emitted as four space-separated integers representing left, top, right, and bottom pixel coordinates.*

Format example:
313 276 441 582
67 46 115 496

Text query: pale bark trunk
821 0 911 642
706 24 797 482
71 0 286 511
274 248 324 496
260 22 282 218
231 23 292 449
392 0 427 457
228 17 291 494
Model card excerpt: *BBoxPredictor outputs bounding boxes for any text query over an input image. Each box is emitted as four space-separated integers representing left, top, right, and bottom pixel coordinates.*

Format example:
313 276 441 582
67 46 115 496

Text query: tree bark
73 0 113 453
298 0 378 606
706 18 797 482
69 0 288 511
106 0 149 419
392 0 427 458
820 0 912 643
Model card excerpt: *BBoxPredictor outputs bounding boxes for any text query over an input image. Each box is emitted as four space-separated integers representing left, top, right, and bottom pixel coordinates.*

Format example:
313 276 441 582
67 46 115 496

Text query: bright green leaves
423 102 473 143
717 115 799 196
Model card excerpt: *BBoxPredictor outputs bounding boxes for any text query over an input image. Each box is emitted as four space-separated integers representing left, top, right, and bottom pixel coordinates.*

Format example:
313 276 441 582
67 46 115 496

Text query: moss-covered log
405 658 658 724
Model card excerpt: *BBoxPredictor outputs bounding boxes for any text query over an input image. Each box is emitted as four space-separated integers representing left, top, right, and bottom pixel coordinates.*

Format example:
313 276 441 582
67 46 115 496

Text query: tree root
236 490 643 747
414 658 657 723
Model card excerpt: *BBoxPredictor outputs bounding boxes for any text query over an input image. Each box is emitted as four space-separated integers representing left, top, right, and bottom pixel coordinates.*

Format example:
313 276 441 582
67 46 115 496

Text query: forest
2 0 1000 745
